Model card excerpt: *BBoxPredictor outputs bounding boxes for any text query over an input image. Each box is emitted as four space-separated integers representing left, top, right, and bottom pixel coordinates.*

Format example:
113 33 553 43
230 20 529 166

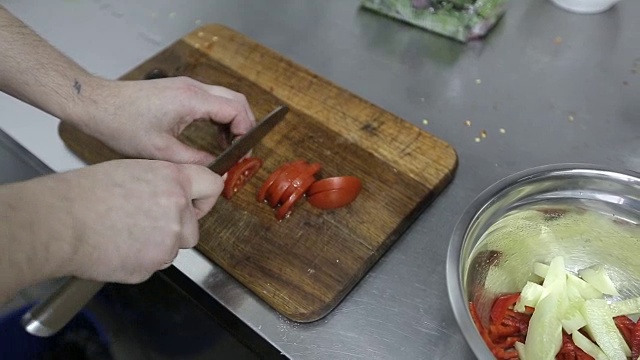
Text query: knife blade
21 105 290 337
210 104 289 174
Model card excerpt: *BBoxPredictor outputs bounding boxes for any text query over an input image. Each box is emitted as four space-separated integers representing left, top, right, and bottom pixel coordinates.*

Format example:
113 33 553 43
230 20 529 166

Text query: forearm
0 177 74 303
0 5 106 126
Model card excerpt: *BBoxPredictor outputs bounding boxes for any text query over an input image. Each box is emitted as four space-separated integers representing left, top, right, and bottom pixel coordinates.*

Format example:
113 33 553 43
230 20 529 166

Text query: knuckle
150 140 175 160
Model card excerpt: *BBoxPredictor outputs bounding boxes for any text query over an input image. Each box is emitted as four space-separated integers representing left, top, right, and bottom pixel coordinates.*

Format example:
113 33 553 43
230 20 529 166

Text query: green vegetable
514 281 546 313
581 299 630 359
514 341 526 360
524 279 563 360
535 261 603 299
561 281 587 334
609 296 640 317
360 0 509 42
579 265 620 296
572 330 608 360
566 273 604 300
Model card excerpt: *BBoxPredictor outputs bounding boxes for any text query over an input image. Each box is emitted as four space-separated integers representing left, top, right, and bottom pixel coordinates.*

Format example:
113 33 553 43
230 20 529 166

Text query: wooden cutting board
58 24 457 322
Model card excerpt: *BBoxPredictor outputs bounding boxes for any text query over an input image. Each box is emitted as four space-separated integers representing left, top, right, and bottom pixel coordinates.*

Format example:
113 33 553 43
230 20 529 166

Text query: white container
550 0 621 14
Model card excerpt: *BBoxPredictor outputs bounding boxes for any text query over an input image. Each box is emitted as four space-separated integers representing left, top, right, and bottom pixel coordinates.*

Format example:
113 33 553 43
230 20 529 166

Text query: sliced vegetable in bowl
471 256 640 360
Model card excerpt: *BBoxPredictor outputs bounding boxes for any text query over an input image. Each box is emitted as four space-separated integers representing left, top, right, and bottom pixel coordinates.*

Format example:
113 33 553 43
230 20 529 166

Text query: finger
178 164 223 217
199 86 256 135
157 135 216 166
159 247 180 269
199 96 253 134
180 210 200 248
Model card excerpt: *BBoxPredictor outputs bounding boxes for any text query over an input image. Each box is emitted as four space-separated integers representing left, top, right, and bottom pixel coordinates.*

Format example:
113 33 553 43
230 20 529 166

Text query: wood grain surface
58 24 458 322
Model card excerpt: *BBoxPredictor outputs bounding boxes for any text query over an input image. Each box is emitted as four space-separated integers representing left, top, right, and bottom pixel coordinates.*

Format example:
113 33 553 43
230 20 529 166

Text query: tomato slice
266 162 309 207
307 176 362 197
222 157 263 199
306 189 357 209
275 175 317 221
280 163 322 202
256 160 305 203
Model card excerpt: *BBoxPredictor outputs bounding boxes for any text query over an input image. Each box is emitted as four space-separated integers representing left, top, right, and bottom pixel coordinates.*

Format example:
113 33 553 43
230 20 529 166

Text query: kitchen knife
21 105 290 337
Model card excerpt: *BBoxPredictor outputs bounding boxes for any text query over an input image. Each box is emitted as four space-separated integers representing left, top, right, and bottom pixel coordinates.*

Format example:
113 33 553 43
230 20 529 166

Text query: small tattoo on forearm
73 79 82 94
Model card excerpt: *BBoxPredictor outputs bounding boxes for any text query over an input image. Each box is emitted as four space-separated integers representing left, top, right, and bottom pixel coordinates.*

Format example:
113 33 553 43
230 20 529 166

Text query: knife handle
21 277 104 337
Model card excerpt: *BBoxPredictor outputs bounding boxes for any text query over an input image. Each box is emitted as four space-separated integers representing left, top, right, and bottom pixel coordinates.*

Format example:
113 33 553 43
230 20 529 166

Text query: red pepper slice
614 315 635 347
469 302 496 349
490 293 520 325
488 324 520 340
632 320 640 360
222 157 263 199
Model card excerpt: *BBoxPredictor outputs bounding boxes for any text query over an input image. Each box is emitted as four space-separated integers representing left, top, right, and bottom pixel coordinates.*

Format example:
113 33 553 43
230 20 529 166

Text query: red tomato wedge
266 162 310 207
307 176 362 197
256 160 305 203
276 175 317 221
222 157 263 199
306 176 362 209
307 189 359 209
280 163 322 201
274 163 321 219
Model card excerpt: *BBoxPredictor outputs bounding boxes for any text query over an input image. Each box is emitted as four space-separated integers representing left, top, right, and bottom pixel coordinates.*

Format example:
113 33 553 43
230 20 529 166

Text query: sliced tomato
222 157 263 199
266 162 309 207
275 175 316 221
306 176 362 197
307 189 349 209
276 163 322 220
256 160 305 203
280 163 322 201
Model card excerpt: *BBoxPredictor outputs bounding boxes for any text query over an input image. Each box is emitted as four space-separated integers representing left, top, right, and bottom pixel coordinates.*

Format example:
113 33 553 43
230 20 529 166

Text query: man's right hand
0 159 221 302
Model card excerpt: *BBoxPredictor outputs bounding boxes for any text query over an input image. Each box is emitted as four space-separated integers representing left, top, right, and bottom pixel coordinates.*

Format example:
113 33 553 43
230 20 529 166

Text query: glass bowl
446 164 640 358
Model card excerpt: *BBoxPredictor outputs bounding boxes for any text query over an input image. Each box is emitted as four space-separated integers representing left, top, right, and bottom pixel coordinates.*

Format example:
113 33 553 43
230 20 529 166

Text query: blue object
0 303 111 359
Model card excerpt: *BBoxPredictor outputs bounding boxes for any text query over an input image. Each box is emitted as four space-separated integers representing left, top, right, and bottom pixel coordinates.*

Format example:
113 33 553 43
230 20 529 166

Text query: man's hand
0 6 255 167
0 159 222 301
72 77 256 166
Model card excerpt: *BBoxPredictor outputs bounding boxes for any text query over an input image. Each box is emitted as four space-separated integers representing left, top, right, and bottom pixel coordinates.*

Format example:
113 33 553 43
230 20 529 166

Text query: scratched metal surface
1 0 640 359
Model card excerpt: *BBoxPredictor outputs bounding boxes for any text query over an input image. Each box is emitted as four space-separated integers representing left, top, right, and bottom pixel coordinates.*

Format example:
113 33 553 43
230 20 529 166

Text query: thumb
178 164 223 219
157 135 216 166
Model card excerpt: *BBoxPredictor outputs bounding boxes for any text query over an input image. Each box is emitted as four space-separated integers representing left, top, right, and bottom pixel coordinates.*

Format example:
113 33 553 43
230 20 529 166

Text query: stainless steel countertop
1 1 639 359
